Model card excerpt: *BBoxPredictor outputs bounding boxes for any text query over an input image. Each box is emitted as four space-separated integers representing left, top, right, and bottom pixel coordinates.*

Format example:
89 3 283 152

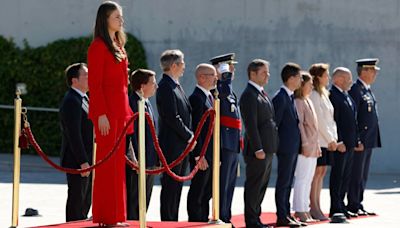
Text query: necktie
177 83 186 96
208 94 214 106
82 95 89 114
290 94 298 119
145 101 154 121
367 88 376 101
261 90 268 98
344 92 353 107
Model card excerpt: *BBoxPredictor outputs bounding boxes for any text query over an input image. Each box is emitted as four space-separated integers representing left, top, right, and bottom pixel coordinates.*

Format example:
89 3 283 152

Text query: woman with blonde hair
309 63 338 221
292 71 321 223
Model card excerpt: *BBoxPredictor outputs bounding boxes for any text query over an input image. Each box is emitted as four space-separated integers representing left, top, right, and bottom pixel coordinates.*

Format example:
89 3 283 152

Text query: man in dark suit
347 58 381 216
240 59 279 228
156 49 196 221
59 63 93 222
125 69 158 220
329 67 362 219
187 64 218 222
272 63 303 227
210 53 241 224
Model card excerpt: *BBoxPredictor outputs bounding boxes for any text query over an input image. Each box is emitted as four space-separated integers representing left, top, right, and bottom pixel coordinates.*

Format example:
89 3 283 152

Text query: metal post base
208 219 224 225
208 220 232 228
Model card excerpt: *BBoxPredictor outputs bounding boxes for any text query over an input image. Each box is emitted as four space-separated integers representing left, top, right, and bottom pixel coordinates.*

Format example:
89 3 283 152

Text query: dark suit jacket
349 79 381 149
215 78 241 153
240 83 279 157
329 86 359 148
60 88 93 169
272 88 301 154
189 87 214 162
126 92 158 167
156 74 193 162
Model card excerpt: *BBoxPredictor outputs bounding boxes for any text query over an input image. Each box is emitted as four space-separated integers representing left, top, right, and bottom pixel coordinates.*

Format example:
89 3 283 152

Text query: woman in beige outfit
292 72 321 223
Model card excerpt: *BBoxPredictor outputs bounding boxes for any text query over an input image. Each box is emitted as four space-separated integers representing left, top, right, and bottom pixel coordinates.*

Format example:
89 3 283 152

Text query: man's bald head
196 63 216 77
332 67 353 91
195 63 217 90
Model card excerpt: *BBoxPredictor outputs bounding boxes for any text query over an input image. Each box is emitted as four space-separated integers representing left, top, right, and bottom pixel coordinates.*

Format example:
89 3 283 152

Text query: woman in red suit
87 1 133 226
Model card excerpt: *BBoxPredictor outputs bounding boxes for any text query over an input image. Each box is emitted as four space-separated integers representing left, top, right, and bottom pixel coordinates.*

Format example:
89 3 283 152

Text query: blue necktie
290 94 298 119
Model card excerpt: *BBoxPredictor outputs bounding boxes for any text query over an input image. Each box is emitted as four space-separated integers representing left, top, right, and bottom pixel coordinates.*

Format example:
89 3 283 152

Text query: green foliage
0 34 147 155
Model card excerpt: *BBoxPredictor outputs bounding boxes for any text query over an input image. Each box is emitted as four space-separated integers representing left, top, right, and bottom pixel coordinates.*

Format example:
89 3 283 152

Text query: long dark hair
94 1 127 61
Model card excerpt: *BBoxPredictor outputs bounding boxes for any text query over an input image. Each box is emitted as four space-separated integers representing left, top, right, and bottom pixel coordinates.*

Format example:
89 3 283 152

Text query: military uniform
210 53 241 223
347 58 381 215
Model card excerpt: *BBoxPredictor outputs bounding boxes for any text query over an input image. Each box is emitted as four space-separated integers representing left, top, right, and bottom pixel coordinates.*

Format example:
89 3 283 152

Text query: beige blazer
295 97 321 157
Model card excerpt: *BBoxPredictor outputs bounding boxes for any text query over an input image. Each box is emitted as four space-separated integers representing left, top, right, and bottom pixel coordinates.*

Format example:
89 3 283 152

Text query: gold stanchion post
138 98 147 228
11 90 22 228
91 134 96 207
209 90 227 226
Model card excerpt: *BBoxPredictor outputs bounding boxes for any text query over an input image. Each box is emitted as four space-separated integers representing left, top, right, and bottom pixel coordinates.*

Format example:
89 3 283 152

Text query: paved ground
1 153 399 227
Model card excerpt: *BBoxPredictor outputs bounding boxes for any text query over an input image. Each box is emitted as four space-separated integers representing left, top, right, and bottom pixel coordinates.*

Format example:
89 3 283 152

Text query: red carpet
32 220 230 228
32 213 376 228
230 212 327 227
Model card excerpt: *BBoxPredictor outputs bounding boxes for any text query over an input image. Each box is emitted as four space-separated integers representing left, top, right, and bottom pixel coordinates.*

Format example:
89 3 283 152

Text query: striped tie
82 95 89 114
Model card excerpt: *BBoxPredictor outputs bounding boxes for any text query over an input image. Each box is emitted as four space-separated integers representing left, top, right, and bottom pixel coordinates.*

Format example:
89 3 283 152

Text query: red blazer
87 38 133 123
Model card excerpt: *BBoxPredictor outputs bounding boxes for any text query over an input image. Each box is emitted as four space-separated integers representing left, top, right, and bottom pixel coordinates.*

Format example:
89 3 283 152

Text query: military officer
210 53 241 224
347 58 381 216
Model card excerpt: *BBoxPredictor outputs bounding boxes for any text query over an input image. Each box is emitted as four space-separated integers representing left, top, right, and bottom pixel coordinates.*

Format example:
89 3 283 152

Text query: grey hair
332 67 351 78
160 49 184 72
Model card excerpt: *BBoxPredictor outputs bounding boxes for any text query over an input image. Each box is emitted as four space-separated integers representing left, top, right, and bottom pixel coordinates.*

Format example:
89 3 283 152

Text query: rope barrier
20 108 215 182
126 109 215 182
22 113 138 174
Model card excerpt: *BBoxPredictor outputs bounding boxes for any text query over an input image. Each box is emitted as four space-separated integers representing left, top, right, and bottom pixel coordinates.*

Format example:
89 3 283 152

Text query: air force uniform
210 53 241 223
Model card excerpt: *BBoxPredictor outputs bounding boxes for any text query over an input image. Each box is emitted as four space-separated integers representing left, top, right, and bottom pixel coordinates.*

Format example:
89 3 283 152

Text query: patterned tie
261 90 268 98
208 94 214 106
82 95 89 114
344 92 354 110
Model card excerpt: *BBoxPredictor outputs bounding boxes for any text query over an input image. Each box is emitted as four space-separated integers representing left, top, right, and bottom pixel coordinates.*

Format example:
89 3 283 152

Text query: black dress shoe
357 209 368 216
276 217 301 227
361 208 376 215
344 210 358 219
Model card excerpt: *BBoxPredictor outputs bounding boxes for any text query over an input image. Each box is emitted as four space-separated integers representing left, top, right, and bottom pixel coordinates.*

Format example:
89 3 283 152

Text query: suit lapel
69 88 88 115
164 74 191 111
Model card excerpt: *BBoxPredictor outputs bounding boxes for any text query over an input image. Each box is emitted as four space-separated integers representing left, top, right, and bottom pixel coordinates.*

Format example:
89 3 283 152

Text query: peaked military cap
356 58 380 70
209 53 238 65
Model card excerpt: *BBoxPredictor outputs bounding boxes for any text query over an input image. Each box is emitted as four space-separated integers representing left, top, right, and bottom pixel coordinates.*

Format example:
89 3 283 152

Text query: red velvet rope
24 113 139 174
126 109 215 182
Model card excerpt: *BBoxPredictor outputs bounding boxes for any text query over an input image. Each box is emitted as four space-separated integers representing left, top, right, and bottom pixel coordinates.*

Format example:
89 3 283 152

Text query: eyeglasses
202 73 217 77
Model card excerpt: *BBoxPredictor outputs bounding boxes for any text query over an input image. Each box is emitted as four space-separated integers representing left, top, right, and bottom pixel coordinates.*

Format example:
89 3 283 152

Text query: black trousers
347 148 373 212
126 165 155 220
187 157 212 222
220 149 239 223
329 149 354 214
244 153 273 226
66 173 92 222
160 156 189 221
275 152 298 219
